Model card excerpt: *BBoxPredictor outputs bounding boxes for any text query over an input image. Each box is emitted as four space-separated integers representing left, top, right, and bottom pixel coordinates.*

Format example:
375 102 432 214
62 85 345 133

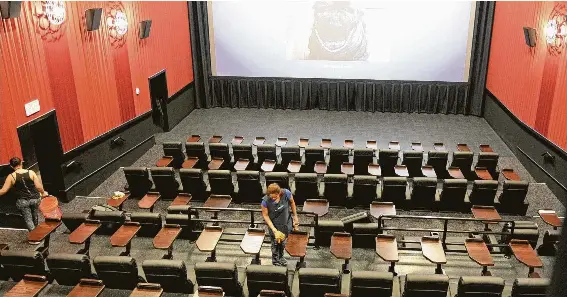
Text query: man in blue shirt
261 183 300 266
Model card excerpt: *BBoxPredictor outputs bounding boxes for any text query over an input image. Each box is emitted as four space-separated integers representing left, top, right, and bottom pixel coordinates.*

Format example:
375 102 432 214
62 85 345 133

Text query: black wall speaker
85 8 102 31
0 1 22 19
139 20 152 39
523 27 537 47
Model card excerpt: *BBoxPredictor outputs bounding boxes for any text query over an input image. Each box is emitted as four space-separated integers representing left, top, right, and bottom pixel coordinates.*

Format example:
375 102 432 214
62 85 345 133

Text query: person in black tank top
0 157 48 231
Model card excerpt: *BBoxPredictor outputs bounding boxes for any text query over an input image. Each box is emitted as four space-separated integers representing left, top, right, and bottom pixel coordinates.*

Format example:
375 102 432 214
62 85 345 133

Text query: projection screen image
208 1 475 82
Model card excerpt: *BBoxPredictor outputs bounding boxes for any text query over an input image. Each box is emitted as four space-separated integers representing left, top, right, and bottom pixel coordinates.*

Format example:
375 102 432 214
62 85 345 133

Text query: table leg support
389 262 397 276
206 249 217 262
481 266 491 276
78 237 91 256
120 241 132 256
149 205 154 213
528 267 540 278
435 264 444 275
296 256 307 270
163 246 174 260
251 253 261 265
342 259 351 274
213 212 219 226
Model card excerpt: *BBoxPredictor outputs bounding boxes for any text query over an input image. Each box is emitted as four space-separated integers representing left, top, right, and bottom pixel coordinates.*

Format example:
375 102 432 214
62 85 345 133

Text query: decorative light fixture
44 1 65 25
114 11 128 35
106 2 129 48
545 4 567 55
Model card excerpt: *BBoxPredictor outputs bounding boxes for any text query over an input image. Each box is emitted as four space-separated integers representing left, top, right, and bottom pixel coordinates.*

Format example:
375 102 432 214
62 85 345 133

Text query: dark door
149 70 170 132
28 111 65 197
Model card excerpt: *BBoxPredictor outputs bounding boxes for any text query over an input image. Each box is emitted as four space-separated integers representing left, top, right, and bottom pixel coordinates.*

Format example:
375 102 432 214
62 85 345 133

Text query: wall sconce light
44 1 65 25
107 10 128 37
545 5 567 54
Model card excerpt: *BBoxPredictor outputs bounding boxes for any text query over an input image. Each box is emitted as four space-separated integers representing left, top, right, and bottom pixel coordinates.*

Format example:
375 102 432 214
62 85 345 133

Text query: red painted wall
487 1 567 150
0 1 193 162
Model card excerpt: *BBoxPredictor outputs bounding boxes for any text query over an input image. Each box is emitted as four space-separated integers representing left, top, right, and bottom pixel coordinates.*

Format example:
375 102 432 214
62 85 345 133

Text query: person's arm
261 204 278 233
29 171 48 197
0 175 14 196
289 194 299 230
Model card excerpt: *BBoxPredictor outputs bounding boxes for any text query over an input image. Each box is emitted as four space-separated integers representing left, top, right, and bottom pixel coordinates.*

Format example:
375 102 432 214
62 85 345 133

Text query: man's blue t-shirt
261 189 293 236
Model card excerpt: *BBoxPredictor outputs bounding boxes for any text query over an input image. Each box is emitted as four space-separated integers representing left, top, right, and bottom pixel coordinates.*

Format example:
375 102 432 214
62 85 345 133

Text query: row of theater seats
0 250 549 297
123 166 529 214
163 141 501 179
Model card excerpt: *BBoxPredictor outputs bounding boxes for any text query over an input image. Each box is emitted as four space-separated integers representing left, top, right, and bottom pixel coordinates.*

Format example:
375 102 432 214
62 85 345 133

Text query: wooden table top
67 279 105 297
182 157 199 169
344 139 354 149
107 193 129 208
196 286 224 297
208 135 223 143
196 226 223 252
286 231 309 257
28 219 61 242
208 158 225 170
187 135 201 143
204 195 232 209
457 143 471 152
69 220 102 244
465 238 494 267
298 138 309 148
5 275 48 297
314 161 327 174
448 167 465 179
240 228 266 254
471 205 501 223
320 138 332 148
375 234 399 262
394 165 409 177
234 159 250 171
370 202 396 219
231 136 244 145
254 137 266 146
261 160 276 172
480 144 494 153
111 222 141 247
434 143 446 151
330 232 352 260
422 166 437 178
368 164 381 176
303 199 329 216
366 140 378 150
411 142 423 152
138 193 161 209
475 167 493 180
287 160 302 173
502 168 521 181
39 196 62 220
130 285 164 297
341 163 354 175
421 236 447 264
509 239 543 268
538 209 562 227
153 224 182 249
156 156 173 167
276 137 288 147
170 194 192 206
389 141 400 150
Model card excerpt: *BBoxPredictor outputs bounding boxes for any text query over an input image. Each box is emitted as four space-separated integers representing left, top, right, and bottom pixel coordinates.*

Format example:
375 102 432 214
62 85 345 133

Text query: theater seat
316 220 344 247
402 151 424 177
353 149 374 175
150 167 180 199
46 253 92 286
233 144 254 163
439 179 468 211
246 264 289 297
93 256 143 289
451 151 474 180
236 171 263 203
351 175 377 207
90 210 126 234
410 177 437 210
142 259 194 293
328 148 350 174
511 278 550 297
298 268 341 297
456 276 504 297
185 142 208 169
179 168 208 201
0 250 47 281
280 146 301 171
378 149 399 177
352 222 379 248
130 212 162 236
257 144 278 169
265 172 290 190
123 167 153 198
426 151 449 179
210 143 231 169
165 213 195 238
208 170 234 196
469 180 498 206
292 173 319 205
476 152 499 179
162 142 185 168
403 274 449 297
195 262 243 297
62 212 89 232
501 221 539 248
498 181 529 215
381 177 408 207
322 174 348 206
304 147 325 173
537 230 561 256
350 271 393 297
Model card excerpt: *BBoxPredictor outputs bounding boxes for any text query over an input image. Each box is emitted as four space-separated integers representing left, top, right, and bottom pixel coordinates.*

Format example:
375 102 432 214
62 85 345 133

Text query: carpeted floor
1 108 564 297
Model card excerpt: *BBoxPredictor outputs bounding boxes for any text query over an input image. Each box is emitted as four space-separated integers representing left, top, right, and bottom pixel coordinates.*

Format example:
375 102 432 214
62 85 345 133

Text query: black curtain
189 2 495 116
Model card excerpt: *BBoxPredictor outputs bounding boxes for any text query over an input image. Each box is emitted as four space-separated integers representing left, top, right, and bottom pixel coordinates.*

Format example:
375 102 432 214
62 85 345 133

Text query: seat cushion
246 265 287 278
195 262 237 278
512 278 550 296
46 253 89 269
351 271 393 286
405 274 449 291
299 268 340 285
458 276 505 294
142 259 185 274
